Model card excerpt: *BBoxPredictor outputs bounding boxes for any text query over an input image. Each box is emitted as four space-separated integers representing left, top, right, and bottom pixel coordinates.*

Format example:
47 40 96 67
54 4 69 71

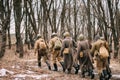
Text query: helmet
78 34 84 41
63 32 70 37
100 36 105 40
95 35 100 41
51 32 57 37
37 34 41 39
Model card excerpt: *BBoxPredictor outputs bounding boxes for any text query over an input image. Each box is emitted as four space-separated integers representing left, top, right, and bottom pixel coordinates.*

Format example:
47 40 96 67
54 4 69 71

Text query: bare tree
107 0 118 58
13 0 24 58
0 0 12 58
60 0 66 36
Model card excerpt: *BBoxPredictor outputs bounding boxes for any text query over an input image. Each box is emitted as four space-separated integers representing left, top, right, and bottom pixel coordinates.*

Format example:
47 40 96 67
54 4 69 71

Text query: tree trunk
74 0 77 41
107 0 118 58
60 0 66 36
0 0 11 58
13 0 24 58
7 26 11 49
87 0 92 41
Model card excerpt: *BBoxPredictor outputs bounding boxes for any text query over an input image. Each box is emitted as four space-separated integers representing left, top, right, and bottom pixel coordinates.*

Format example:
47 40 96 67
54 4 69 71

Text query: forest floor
0 45 120 80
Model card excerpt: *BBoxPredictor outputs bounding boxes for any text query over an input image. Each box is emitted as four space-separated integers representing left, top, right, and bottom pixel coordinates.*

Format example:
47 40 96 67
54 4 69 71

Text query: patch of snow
14 77 25 80
14 74 49 79
0 68 14 76
0 69 6 76
14 74 27 78
112 74 120 78
12 65 20 69
30 65 39 68
26 70 35 74
23 59 37 62
32 74 49 79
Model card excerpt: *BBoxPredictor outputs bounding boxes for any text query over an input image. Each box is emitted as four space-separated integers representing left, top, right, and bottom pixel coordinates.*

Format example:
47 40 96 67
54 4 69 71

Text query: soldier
34 34 51 70
60 32 78 74
91 36 112 80
49 32 64 71
77 34 94 79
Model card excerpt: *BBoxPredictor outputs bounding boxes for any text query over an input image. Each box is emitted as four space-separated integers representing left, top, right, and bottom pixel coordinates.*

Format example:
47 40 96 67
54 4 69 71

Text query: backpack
54 38 62 50
39 41 47 50
99 43 109 59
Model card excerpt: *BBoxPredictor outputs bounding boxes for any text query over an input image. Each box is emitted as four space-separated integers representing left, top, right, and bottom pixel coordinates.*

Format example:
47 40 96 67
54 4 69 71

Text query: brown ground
0 45 120 80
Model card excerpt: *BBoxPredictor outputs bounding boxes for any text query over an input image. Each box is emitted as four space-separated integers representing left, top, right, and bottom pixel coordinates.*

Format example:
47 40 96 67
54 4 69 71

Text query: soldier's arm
105 42 109 51
60 40 65 57
72 40 77 48
49 40 54 52
90 43 96 57
77 43 82 59
105 41 111 58
87 40 92 49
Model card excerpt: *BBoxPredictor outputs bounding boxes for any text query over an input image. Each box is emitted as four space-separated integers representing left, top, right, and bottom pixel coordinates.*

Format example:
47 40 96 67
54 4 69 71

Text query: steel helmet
51 32 57 37
78 34 84 41
63 32 70 37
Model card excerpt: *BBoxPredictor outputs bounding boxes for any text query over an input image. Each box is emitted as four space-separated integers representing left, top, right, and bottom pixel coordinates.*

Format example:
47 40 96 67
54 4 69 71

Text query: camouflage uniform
90 37 111 79
60 32 78 74
77 34 94 79
49 33 64 71
34 36 51 70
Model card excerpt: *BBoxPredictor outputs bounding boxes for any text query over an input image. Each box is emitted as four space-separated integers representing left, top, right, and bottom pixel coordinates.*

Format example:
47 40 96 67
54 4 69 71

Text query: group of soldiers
34 32 112 80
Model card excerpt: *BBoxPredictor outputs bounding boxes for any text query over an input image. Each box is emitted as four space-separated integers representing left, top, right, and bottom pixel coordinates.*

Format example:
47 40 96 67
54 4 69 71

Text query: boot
89 69 94 79
67 68 71 74
53 63 58 71
103 70 107 79
81 70 85 78
74 64 80 74
38 62 41 67
100 73 104 80
45 61 51 70
108 72 112 79
87 69 90 76
60 62 65 72
107 67 112 79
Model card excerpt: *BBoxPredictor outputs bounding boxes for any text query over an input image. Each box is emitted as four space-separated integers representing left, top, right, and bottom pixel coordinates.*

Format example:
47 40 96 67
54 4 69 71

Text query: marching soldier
77 34 94 79
91 36 112 80
60 32 78 74
49 32 64 71
34 34 51 70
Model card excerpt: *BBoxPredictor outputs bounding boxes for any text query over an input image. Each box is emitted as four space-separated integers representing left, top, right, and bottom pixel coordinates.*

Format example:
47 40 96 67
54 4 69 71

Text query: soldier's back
78 40 89 50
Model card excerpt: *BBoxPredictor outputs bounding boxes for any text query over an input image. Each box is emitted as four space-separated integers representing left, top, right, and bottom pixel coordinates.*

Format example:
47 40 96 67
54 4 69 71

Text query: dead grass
0 45 120 80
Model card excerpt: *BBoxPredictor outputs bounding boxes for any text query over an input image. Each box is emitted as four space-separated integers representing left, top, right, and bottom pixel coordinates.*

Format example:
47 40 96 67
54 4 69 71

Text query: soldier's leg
106 65 112 79
68 54 74 74
57 52 65 72
53 63 58 71
43 53 51 70
87 57 95 79
63 54 68 72
81 66 86 78
45 61 51 70
73 63 80 74
88 68 95 79
78 58 84 77
60 62 65 72
38 52 42 67
67 68 72 74
52 52 58 71
105 58 112 79
96 59 103 79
